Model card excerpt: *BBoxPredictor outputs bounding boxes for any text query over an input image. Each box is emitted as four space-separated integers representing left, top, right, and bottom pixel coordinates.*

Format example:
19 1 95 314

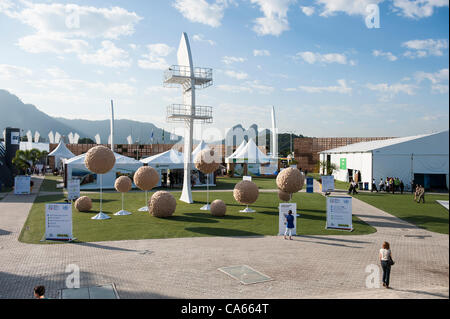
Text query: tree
318 160 338 176
12 149 47 174
79 137 95 144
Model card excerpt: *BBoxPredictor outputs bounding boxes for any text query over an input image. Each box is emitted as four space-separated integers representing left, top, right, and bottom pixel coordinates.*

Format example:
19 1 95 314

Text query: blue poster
306 177 314 193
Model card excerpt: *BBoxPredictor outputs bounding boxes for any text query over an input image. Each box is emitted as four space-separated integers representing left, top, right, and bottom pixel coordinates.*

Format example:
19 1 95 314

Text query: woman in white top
379 241 393 288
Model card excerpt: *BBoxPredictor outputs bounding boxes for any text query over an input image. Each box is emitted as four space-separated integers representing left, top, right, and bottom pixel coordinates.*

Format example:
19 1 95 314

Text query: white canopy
140 149 184 169
48 140 75 169
65 152 143 190
49 140 75 158
225 140 247 163
227 138 271 164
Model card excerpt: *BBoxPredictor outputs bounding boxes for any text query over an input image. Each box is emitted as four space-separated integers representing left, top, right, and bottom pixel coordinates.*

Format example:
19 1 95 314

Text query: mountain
0 89 180 144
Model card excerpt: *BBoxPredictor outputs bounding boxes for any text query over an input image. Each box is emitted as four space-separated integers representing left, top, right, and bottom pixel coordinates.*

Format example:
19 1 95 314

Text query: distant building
319 131 449 191
294 136 393 172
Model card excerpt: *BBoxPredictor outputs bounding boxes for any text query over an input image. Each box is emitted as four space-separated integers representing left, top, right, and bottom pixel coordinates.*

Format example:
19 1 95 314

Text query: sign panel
45 203 73 241
243 176 252 181
306 177 314 193
11 132 20 145
14 176 31 195
278 203 297 236
321 175 335 193
340 158 347 170
326 196 353 231
67 179 80 201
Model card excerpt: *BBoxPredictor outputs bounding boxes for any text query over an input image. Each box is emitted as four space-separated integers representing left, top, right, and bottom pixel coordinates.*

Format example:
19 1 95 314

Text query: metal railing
164 65 213 89
167 104 213 124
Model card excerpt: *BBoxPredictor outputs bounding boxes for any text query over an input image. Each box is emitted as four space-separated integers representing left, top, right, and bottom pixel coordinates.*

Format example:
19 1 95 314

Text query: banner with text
14 176 31 195
278 203 297 236
326 196 353 231
45 203 73 241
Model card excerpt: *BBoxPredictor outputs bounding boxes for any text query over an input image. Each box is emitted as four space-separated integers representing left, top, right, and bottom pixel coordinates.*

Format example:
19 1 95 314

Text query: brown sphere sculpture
194 148 220 174
233 180 259 205
276 167 305 194
75 196 92 212
278 190 291 202
133 166 159 191
84 145 116 174
115 176 132 193
148 191 176 218
210 199 227 217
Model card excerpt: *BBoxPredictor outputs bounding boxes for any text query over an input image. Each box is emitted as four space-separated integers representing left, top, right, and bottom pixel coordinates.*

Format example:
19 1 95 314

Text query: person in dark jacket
284 210 295 240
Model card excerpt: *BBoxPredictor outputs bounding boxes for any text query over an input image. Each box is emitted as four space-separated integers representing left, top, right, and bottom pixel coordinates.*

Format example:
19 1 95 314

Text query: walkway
0 177 448 299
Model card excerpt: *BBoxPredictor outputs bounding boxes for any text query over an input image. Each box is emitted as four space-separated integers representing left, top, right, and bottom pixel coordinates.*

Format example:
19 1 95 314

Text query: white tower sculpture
164 32 213 204
271 106 278 158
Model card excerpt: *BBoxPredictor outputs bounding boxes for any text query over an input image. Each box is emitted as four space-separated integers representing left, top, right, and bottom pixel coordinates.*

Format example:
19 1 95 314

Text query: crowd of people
377 177 405 194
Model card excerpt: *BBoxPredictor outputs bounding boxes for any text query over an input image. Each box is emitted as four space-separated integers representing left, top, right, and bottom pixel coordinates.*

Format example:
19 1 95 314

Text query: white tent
225 140 247 164
48 140 75 169
65 152 143 190
141 149 184 169
191 140 208 162
190 141 215 186
320 130 449 191
227 138 272 163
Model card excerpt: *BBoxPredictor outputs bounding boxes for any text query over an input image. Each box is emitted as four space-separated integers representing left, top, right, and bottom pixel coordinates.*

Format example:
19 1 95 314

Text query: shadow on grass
185 227 264 237
183 212 253 220
168 215 219 224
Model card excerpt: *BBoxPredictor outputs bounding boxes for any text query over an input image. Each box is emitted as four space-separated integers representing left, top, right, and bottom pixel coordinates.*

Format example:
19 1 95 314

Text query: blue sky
0 0 448 140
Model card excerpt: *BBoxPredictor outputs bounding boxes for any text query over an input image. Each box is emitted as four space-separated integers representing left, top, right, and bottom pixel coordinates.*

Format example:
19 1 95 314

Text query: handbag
387 256 395 266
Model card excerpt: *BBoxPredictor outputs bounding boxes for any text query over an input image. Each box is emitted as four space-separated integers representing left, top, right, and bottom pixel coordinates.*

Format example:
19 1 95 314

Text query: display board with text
67 179 80 201
45 203 73 241
321 175 335 193
326 196 353 231
14 176 31 195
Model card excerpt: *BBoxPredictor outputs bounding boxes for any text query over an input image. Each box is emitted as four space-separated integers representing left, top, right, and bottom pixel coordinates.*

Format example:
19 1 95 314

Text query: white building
319 131 449 191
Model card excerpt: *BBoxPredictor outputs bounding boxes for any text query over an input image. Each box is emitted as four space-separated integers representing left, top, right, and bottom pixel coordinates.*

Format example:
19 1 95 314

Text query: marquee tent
225 138 273 176
141 149 184 169
48 140 75 169
226 138 272 164
64 152 143 190
225 140 247 164
320 130 449 191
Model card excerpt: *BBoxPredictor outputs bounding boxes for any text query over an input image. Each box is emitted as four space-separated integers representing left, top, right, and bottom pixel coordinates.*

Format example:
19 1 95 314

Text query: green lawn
20 191 376 244
355 192 449 234
39 175 63 193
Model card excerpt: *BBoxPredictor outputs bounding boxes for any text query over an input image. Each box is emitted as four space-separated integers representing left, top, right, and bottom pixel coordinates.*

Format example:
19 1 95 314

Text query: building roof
226 138 272 163
65 152 141 165
320 132 444 154
140 149 184 167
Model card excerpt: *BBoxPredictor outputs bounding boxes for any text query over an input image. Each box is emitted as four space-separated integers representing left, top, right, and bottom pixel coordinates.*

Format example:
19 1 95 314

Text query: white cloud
138 44 174 70
415 68 449 94
222 56 246 64
295 51 349 65
46 67 69 78
297 79 353 94
316 0 384 17
0 64 32 79
1 2 142 39
392 0 449 19
366 82 417 100
224 70 249 80
250 0 294 36
217 80 274 93
78 41 131 68
173 0 233 27
402 38 448 58
253 49 271 56
301 6 315 16
217 84 253 93
17 33 89 54
372 49 398 61
192 34 216 46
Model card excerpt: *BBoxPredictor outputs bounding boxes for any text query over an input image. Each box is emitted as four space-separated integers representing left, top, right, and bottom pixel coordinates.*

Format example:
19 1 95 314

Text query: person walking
417 185 425 203
379 242 394 288
284 210 295 240
400 180 404 194
371 179 378 192
379 178 385 192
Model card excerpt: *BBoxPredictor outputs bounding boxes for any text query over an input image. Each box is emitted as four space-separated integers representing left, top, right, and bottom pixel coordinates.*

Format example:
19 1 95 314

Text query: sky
0 0 448 140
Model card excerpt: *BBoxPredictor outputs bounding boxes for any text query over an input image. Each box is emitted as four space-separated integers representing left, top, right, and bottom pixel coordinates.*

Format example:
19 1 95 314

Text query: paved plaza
0 177 448 299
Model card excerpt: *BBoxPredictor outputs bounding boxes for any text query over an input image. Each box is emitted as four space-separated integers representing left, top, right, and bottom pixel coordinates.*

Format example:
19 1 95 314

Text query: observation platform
164 65 213 89
167 104 213 124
